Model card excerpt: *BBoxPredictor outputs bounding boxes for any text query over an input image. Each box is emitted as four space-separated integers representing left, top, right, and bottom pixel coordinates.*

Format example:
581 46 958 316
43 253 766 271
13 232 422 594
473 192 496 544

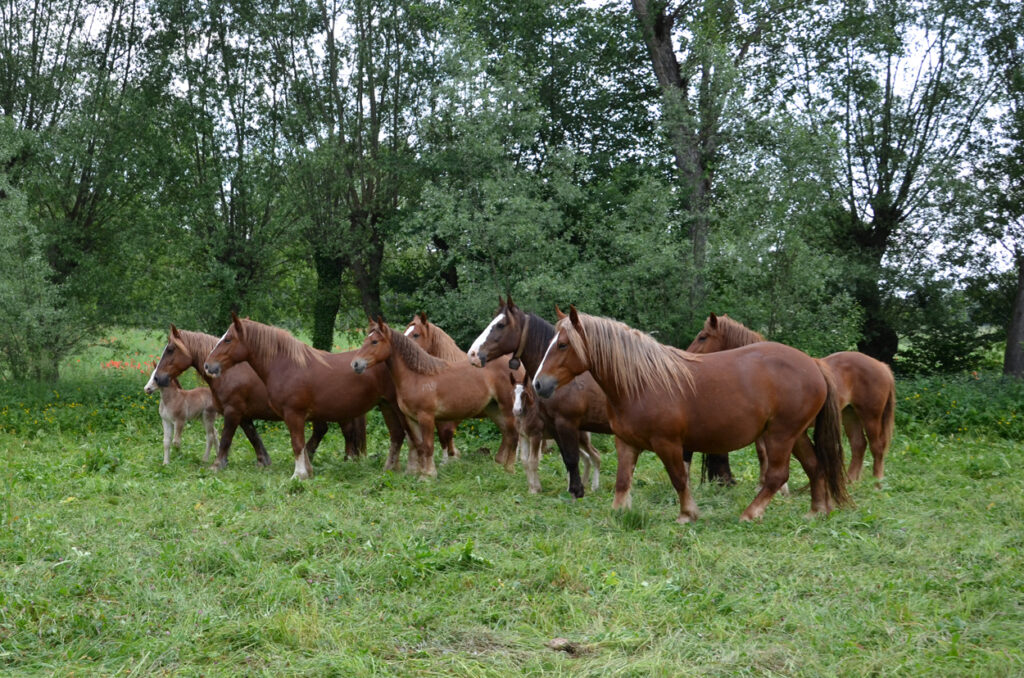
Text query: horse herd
143 298 895 523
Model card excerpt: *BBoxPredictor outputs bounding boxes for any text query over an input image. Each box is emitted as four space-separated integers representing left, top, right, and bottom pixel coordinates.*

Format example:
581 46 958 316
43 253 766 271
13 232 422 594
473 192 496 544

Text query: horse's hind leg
740 435 795 521
790 432 831 515
437 421 459 462
202 410 218 463
861 406 888 484
553 422 585 498
612 437 642 510
379 403 407 472
580 432 601 492
842 408 867 482
653 443 699 524
754 438 789 496
339 416 366 460
523 435 542 494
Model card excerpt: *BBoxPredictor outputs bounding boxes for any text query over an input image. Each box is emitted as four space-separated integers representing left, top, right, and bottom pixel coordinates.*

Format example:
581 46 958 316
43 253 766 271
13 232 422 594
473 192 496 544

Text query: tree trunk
1004 251 1024 378
349 212 384 319
312 251 346 351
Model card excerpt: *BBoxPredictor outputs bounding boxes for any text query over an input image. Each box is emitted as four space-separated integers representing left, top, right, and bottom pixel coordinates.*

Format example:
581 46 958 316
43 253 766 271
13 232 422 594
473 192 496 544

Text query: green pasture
1 331 1023 676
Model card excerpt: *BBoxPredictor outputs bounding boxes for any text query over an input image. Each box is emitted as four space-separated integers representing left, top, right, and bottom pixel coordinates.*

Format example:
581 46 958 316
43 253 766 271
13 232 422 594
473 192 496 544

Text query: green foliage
896 372 1024 440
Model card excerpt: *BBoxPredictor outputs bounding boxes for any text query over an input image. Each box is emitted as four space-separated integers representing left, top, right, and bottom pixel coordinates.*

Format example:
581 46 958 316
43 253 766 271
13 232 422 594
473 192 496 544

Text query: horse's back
822 351 893 411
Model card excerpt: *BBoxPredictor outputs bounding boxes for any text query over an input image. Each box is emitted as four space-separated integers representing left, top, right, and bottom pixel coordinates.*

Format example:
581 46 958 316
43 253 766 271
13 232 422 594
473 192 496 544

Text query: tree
798 0 997 363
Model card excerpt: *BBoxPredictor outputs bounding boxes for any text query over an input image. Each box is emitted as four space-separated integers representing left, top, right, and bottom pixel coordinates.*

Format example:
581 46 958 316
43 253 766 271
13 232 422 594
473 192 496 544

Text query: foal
145 368 219 465
510 372 601 494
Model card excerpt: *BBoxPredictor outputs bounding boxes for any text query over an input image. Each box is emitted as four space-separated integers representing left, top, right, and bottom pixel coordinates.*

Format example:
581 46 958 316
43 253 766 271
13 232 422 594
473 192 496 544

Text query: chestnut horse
687 313 895 484
144 368 218 465
402 313 465 461
467 297 613 498
535 307 849 522
203 314 408 480
510 371 601 494
350 319 520 478
151 325 364 469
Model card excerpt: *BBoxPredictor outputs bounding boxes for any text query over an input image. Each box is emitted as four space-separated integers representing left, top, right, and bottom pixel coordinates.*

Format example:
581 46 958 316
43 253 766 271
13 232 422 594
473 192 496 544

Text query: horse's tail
879 370 896 455
814 360 851 507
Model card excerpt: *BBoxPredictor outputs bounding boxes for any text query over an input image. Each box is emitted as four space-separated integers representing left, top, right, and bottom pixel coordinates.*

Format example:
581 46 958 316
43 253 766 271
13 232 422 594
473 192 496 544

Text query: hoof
676 514 698 524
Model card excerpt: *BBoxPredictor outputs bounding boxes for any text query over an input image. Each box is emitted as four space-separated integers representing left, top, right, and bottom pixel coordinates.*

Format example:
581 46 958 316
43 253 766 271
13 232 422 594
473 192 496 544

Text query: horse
144 368 219 465
509 371 601 494
687 313 895 484
203 313 408 480
350 318 520 479
401 313 465 461
535 306 850 522
151 325 365 469
466 297 613 498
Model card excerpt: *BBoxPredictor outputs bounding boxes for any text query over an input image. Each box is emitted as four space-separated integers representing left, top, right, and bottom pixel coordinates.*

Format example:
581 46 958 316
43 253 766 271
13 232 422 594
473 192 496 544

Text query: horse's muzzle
468 352 485 368
351 358 367 374
534 375 557 399
155 373 171 388
204 362 221 378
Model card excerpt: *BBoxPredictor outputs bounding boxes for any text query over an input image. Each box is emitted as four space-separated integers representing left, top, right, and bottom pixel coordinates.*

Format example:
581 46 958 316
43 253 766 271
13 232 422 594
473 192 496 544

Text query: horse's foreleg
171 419 184 450
523 434 542 493
285 413 312 480
497 417 519 473
161 417 174 465
552 422 584 498
305 420 329 463
415 414 438 478
238 418 271 467
378 403 407 471
843 408 867 482
339 416 366 460
754 438 789 496
202 410 218 463
652 441 699 524
437 421 459 462
612 437 641 510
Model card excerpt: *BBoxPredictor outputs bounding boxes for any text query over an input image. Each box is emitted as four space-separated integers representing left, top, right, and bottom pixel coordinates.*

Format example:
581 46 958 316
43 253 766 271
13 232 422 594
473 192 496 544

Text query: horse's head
153 324 193 387
468 296 527 367
403 312 430 350
204 312 249 378
509 370 534 417
534 305 589 399
144 367 160 395
351 317 392 374
685 313 725 353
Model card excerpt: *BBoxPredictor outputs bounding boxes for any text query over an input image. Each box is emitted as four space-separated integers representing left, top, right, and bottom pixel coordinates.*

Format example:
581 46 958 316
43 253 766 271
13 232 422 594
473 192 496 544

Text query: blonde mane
240 319 328 369
412 318 466 362
173 329 217 361
558 313 698 399
710 315 766 349
388 326 449 375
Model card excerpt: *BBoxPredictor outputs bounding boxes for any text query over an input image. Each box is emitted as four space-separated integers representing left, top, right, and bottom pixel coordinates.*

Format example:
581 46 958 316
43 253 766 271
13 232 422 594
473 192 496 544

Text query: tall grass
1 335 1022 676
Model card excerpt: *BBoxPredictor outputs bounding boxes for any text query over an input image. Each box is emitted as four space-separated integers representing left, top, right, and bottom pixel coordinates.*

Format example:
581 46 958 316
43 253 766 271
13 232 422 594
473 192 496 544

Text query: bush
896 372 1024 440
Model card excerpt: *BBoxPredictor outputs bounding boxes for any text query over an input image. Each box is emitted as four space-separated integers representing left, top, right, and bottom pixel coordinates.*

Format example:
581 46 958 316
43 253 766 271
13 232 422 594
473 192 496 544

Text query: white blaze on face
468 313 505 360
535 334 559 384
144 367 159 394
404 325 415 337
513 383 525 417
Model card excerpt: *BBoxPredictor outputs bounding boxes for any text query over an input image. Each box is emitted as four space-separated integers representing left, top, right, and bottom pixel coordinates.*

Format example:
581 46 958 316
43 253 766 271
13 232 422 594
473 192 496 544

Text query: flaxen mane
710 315 765 349
241 319 328 369
558 313 698 399
172 329 217 361
388 326 449 376
418 319 466 362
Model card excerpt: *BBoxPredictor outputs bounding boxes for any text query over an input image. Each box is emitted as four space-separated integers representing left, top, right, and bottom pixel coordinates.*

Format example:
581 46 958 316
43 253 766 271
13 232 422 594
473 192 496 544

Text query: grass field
1 331 1023 676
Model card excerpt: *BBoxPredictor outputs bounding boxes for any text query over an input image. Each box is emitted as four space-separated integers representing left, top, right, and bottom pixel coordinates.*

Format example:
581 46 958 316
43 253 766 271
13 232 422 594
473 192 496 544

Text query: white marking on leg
468 313 505 360
513 383 525 417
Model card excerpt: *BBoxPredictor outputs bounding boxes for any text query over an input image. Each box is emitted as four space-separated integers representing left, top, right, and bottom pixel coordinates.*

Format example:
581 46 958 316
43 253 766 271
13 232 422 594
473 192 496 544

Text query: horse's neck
185 336 218 385
519 318 555 378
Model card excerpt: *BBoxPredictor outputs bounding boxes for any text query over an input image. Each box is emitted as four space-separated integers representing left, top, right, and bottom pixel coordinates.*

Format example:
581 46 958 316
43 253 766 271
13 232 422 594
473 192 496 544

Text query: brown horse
203 314 408 480
151 325 363 469
535 307 849 522
467 297 613 498
687 313 895 484
510 371 601 494
350 319 520 478
402 313 466 461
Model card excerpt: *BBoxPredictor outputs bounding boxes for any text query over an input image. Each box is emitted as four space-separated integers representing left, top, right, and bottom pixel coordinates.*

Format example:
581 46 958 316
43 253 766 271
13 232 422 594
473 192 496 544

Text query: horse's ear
555 305 567 320
376 314 386 328
498 295 506 308
708 313 718 329
231 312 244 335
418 311 428 323
170 323 180 338
507 295 515 309
568 305 584 333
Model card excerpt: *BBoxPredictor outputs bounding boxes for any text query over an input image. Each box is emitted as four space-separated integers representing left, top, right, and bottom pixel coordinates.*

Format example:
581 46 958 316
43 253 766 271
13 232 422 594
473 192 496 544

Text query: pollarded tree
795 0 998 363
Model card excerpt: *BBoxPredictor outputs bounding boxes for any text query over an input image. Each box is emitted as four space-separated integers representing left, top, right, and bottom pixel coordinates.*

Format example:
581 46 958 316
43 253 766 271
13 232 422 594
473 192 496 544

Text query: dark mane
388 327 449 375
523 311 555 360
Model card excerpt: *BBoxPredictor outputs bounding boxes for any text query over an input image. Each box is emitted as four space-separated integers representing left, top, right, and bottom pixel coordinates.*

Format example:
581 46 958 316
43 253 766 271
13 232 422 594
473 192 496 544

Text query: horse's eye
557 342 567 350
413 333 420 338
698 335 706 342
224 338 231 344
497 322 505 329
166 346 174 354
